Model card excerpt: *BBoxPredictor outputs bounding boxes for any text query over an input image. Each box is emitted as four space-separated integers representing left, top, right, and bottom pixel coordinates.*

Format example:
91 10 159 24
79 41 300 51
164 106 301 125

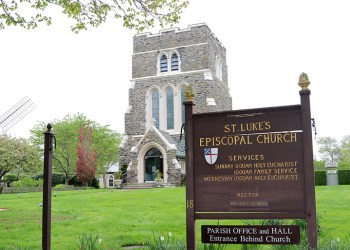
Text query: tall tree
0 134 41 192
31 114 86 184
340 135 350 164
30 113 122 184
76 126 96 186
0 0 189 33
316 136 341 162
93 125 122 187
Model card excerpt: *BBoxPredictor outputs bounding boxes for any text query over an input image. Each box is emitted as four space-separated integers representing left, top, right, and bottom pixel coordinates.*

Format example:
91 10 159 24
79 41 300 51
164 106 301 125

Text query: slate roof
107 163 119 173
158 129 185 158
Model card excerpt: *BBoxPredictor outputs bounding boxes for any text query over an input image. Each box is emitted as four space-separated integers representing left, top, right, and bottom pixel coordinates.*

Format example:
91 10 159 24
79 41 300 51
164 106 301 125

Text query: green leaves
340 135 350 164
317 136 341 162
317 135 350 164
1 0 189 32
30 113 122 182
0 0 51 30
0 134 41 181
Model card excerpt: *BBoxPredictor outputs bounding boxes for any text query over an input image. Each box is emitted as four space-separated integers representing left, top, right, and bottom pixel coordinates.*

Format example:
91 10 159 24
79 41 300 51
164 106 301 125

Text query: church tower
119 23 232 185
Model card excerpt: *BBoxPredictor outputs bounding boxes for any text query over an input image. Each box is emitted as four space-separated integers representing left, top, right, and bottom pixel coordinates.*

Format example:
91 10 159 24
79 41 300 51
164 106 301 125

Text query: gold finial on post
298 72 310 90
185 85 194 101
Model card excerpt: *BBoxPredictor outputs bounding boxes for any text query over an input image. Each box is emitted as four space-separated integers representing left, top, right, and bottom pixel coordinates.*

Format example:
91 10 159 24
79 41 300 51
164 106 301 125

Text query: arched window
181 86 186 124
171 53 179 71
109 175 114 187
160 54 168 73
145 147 162 157
166 88 174 129
152 89 160 128
158 51 180 75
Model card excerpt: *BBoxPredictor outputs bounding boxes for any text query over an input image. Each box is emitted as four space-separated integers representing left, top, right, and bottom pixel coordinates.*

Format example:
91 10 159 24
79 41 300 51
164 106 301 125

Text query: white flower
168 232 172 237
160 236 165 241
99 239 102 244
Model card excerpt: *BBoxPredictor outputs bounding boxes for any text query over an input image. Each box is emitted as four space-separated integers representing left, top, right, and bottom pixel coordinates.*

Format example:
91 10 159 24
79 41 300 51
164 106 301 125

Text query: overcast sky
1 0 350 155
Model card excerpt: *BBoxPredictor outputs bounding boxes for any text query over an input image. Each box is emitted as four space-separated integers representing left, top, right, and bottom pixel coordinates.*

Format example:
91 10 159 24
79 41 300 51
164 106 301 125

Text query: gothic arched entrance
144 148 163 181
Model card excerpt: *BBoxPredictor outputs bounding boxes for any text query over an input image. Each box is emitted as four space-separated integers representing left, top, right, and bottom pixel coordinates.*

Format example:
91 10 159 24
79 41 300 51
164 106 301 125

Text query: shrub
155 170 163 180
90 177 100 189
114 171 122 179
68 175 99 189
315 170 350 185
181 174 186 186
34 173 65 186
11 177 43 188
120 164 128 173
3 174 17 187
315 171 327 186
338 170 350 185
69 175 83 186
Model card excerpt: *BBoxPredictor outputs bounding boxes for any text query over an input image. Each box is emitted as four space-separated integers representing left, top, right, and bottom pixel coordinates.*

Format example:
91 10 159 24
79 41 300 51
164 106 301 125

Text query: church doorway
144 148 163 181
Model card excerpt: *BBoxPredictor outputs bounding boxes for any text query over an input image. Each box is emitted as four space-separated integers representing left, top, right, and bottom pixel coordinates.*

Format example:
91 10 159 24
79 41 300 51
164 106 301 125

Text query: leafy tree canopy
0 0 189 33
340 135 350 164
0 134 41 182
316 136 341 163
30 113 122 184
76 126 97 186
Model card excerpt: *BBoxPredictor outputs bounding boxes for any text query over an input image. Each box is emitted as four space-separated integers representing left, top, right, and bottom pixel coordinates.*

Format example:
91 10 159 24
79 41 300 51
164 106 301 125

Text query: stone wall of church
125 129 181 185
119 135 140 168
132 44 210 79
132 24 227 81
133 25 212 54
125 73 232 136
119 24 232 184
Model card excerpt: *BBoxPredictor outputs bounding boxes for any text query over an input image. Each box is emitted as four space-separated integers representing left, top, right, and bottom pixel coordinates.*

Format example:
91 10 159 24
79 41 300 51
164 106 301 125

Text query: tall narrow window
152 90 160 128
181 87 186 124
215 56 223 80
171 53 179 71
160 54 168 73
109 175 114 187
166 88 174 129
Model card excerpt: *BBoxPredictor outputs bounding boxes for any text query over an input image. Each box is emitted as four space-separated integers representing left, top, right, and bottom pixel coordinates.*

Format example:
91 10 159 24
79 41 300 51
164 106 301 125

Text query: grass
0 188 186 249
315 185 350 240
0 186 349 249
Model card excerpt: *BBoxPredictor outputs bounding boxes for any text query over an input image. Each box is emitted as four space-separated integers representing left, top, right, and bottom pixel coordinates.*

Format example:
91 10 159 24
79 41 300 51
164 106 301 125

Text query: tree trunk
102 173 107 188
65 173 69 185
0 169 8 180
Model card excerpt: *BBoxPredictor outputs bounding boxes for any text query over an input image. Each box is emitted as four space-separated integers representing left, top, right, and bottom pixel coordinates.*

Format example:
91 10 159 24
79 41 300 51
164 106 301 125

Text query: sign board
192 106 306 217
185 85 317 249
201 225 300 244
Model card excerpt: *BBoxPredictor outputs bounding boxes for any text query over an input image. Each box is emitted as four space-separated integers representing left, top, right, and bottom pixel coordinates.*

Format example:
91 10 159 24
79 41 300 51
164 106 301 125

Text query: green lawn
0 186 349 249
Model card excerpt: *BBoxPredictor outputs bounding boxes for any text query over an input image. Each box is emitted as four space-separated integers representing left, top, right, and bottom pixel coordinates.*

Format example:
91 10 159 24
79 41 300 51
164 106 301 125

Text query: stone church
119 23 232 186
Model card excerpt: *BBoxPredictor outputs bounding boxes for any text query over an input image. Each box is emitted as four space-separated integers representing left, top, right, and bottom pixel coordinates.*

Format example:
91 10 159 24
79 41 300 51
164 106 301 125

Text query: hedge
34 173 65 186
339 169 350 185
315 171 327 186
314 170 350 185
